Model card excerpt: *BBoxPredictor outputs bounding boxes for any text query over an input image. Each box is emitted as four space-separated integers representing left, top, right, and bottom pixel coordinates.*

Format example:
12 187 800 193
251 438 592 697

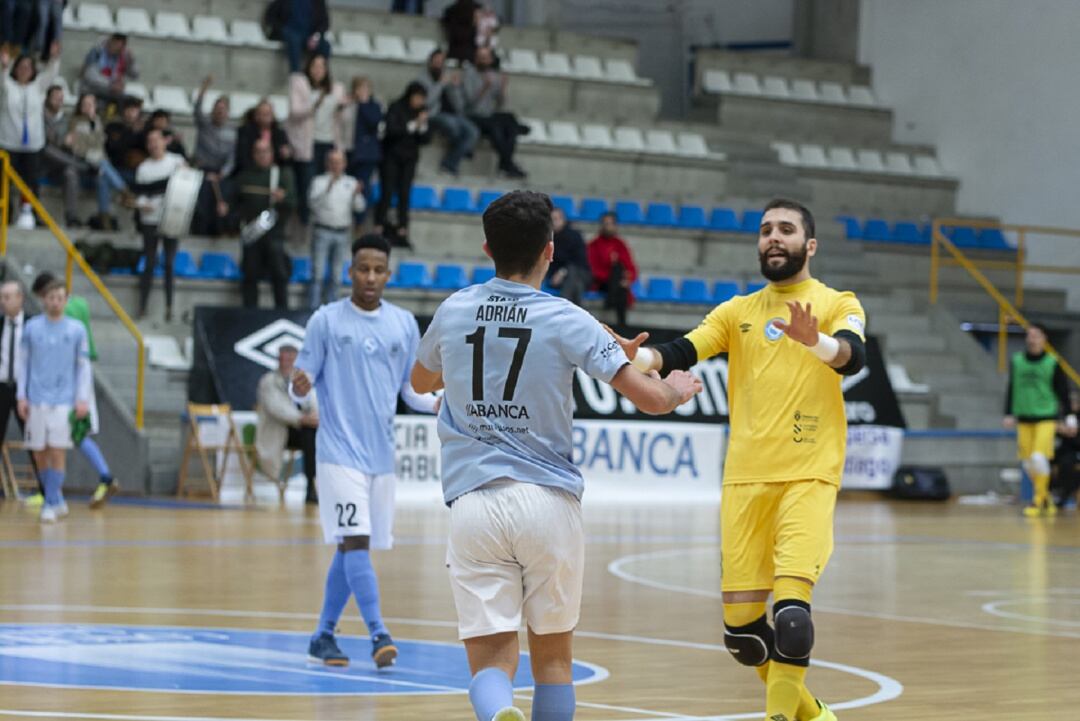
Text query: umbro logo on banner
233 319 307 370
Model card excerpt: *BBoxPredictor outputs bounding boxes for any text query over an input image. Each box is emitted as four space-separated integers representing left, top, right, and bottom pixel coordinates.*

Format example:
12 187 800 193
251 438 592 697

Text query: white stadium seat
644 129 678 154
856 149 886 172
116 7 154 36
581 124 614 149
848 85 877 107
819 81 847 104
799 144 829 168
124 82 149 101
62 3 80 29
268 94 289 121
338 31 372 57
78 3 114 32
155 11 192 40
231 19 273 46
771 142 799 166
827 146 859 171
572 55 605 80
913 155 944 177
152 85 192 115
407 37 438 62
229 92 262 119
604 59 637 83
732 72 763 95
761 76 791 98
518 117 549 144
884 152 914 174
372 34 408 61
613 127 646 152
676 133 709 157
192 16 230 44
702 69 732 94
506 48 540 74
790 79 818 101
540 52 573 77
548 121 582 146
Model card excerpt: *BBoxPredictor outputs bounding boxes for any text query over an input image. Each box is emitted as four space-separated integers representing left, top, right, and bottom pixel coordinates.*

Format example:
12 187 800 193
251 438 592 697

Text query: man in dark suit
0 279 41 502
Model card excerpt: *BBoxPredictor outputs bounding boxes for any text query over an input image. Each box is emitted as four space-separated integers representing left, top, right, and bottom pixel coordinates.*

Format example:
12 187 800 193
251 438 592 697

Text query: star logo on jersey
764 318 785 342
233 319 306 370
739 323 751 333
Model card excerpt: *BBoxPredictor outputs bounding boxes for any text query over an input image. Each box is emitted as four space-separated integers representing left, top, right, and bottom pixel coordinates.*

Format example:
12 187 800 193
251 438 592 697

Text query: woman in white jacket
285 53 345 226
0 42 60 227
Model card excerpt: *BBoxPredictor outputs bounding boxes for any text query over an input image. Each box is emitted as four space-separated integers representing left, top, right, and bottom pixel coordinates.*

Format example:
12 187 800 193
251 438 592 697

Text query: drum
158 167 205 237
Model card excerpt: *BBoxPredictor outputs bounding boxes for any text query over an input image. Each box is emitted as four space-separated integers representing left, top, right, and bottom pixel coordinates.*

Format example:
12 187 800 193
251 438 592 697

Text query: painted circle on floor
0 624 604 695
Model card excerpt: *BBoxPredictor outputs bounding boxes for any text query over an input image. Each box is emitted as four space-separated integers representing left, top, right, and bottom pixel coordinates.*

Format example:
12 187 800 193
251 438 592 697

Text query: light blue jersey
297 298 422 475
417 277 629 505
17 315 90 406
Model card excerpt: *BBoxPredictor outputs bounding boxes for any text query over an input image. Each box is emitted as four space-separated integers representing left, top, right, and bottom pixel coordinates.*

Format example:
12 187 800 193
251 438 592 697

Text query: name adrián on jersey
466 402 531 419
475 303 528 323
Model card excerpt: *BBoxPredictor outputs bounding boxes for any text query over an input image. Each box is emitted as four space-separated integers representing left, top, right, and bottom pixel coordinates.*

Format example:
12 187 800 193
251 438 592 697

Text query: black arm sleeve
654 337 698 375
1004 362 1014 415
831 330 866 376
1053 363 1071 416
128 178 170 196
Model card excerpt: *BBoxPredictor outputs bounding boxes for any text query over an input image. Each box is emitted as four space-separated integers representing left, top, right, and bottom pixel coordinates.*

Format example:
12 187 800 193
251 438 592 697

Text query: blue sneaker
371 633 397 669
308 633 349 667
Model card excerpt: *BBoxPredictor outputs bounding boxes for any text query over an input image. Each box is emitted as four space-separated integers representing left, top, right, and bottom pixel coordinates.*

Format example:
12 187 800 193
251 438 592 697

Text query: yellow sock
773 578 820 720
766 661 807 720
1033 473 1050 507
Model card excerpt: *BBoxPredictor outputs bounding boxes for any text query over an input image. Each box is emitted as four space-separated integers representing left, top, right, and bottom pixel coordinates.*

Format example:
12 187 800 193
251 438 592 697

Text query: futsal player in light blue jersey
290 233 439 670
15 274 92 523
412 191 702 721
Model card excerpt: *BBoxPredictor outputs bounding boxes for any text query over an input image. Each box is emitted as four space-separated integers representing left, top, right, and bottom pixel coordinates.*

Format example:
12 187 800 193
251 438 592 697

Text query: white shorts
315 463 396 549
447 481 584 640
25 405 73 451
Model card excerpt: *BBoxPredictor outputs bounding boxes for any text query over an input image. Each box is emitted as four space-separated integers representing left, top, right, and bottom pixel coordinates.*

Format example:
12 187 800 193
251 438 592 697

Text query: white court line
607 547 1080 640
981 598 1080 628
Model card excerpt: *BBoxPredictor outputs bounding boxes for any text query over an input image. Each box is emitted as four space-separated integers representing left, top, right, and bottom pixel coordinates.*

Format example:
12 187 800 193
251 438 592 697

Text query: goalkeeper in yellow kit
609 199 866 721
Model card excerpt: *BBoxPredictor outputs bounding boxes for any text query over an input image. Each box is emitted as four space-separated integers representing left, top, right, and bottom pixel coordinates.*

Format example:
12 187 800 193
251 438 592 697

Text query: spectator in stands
441 0 479 63
104 96 146 185
234 99 292 175
287 54 345 226
191 76 236 236
256 344 318 504
0 279 40 502
41 84 82 227
279 0 330 74
80 33 138 109
391 0 424 14
230 139 296 309
547 207 590 307
0 42 60 229
588 212 638 326
33 0 63 60
1 0 35 55
146 109 187 159
133 128 186 322
308 149 361 308
475 3 499 53
342 76 381 224
417 48 477 177
463 46 526 179
374 81 429 248
1053 390 1080 509
67 92 129 231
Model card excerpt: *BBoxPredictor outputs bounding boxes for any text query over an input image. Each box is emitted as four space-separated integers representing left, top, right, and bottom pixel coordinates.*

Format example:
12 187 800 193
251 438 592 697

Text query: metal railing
929 217 1080 387
0 150 146 429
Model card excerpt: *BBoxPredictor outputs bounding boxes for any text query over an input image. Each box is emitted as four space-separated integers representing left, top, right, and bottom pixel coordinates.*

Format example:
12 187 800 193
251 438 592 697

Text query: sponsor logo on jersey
764 318 785 342
847 314 865 334
739 322 752 333
466 402 531 419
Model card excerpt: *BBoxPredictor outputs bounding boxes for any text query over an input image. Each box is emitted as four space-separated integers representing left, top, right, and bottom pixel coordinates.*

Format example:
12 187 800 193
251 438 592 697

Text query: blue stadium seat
835 215 862 240
136 254 163 277
745 281 767 294
614 200 644 225
862 219 890 242
890 222 926 244
977 228 1010 251
645 203 677 227
677 205 707 229
678 278 710 304
199 253 241 280
341 261 352 286
289 256 312 283
584 290 603 301
369 182 381 203
709 207 740 232
948 226 978 248
644 277 677 303
390 261 432 289
578 198 608 222
740 210 763 234
410 184 438 211
476 189 503 212
441 187 477 213
174 251 200 278
550 194 577 220
712 280 740 304
433 263 469 290
629 279 644 300
471 266 496 284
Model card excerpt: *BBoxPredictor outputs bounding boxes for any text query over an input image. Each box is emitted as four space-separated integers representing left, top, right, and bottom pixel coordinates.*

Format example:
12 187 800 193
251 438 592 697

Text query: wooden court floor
1 494 1079 720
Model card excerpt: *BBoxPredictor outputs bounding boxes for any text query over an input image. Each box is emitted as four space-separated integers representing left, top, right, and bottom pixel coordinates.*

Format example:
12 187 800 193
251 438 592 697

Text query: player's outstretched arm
602 325 662 372
774 301 866 375
411 361 444 394
610 365 702 415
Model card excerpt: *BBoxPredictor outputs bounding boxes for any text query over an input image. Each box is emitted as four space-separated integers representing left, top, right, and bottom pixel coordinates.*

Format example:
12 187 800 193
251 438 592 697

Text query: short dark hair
109 33 128 43
47 84 63 96
150 109 171 123
600 211 617 223
121 96 143 111
351 233 392 259
427 47 445 62
482 191 554 277
1028 322 1050 337
31 271 63 296
763 198 815 239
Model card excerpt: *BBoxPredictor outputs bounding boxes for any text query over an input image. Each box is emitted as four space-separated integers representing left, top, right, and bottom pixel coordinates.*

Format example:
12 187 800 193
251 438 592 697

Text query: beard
429 66 443 81
758 242 808 282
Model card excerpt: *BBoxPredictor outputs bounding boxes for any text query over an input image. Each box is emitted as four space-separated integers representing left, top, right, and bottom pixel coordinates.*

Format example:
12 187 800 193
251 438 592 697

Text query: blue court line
905 429 1015 439
107 497 247 511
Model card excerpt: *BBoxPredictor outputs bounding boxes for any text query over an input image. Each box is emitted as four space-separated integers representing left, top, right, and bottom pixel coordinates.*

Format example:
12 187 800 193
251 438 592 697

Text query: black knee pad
723 614 773 667
773 600 813 666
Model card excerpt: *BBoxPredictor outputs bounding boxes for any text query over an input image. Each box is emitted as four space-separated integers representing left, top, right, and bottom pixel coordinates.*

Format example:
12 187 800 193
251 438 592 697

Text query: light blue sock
79 437 112 481
532 683 575 721
343 549 387 637
42 469 63 507
469 667 515 721
313 551 351 639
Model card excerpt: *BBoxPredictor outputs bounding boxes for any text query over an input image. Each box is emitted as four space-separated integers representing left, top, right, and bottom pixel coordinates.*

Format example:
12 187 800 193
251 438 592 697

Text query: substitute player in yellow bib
608 199 866 721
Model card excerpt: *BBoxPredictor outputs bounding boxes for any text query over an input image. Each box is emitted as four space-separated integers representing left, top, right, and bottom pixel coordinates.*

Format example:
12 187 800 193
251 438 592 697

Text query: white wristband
1067 414 1078 430
631 346 657 372
808 332 840 363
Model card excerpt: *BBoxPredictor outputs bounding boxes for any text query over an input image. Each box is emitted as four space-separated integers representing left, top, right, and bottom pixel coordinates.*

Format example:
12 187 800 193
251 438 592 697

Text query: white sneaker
15 204 35 230
492 708 526 721
40 505 57 523
56 501 69 518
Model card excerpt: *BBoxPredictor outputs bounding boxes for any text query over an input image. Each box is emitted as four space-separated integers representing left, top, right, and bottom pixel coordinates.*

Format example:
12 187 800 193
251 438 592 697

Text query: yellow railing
929 217 1080 387
0 151 145 429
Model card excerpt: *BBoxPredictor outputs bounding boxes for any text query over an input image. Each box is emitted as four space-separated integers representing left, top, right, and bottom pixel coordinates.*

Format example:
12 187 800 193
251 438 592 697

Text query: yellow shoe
805 699 837 721
1023 504 1042 517
1045 502 1058 517
90 480 119 509
23 492 44 509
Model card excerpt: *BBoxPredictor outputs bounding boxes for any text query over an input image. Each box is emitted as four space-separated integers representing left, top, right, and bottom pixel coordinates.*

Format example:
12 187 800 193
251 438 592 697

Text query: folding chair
1 441 37 500
177 403 253 502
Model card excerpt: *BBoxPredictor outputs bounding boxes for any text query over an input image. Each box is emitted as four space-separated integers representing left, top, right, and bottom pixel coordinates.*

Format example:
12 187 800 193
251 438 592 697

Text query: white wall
859 0 1080 308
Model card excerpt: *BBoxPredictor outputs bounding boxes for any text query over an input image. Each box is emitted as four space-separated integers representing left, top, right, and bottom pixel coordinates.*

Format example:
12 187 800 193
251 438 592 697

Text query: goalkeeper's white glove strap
631 346 658 372
808 332 840 363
